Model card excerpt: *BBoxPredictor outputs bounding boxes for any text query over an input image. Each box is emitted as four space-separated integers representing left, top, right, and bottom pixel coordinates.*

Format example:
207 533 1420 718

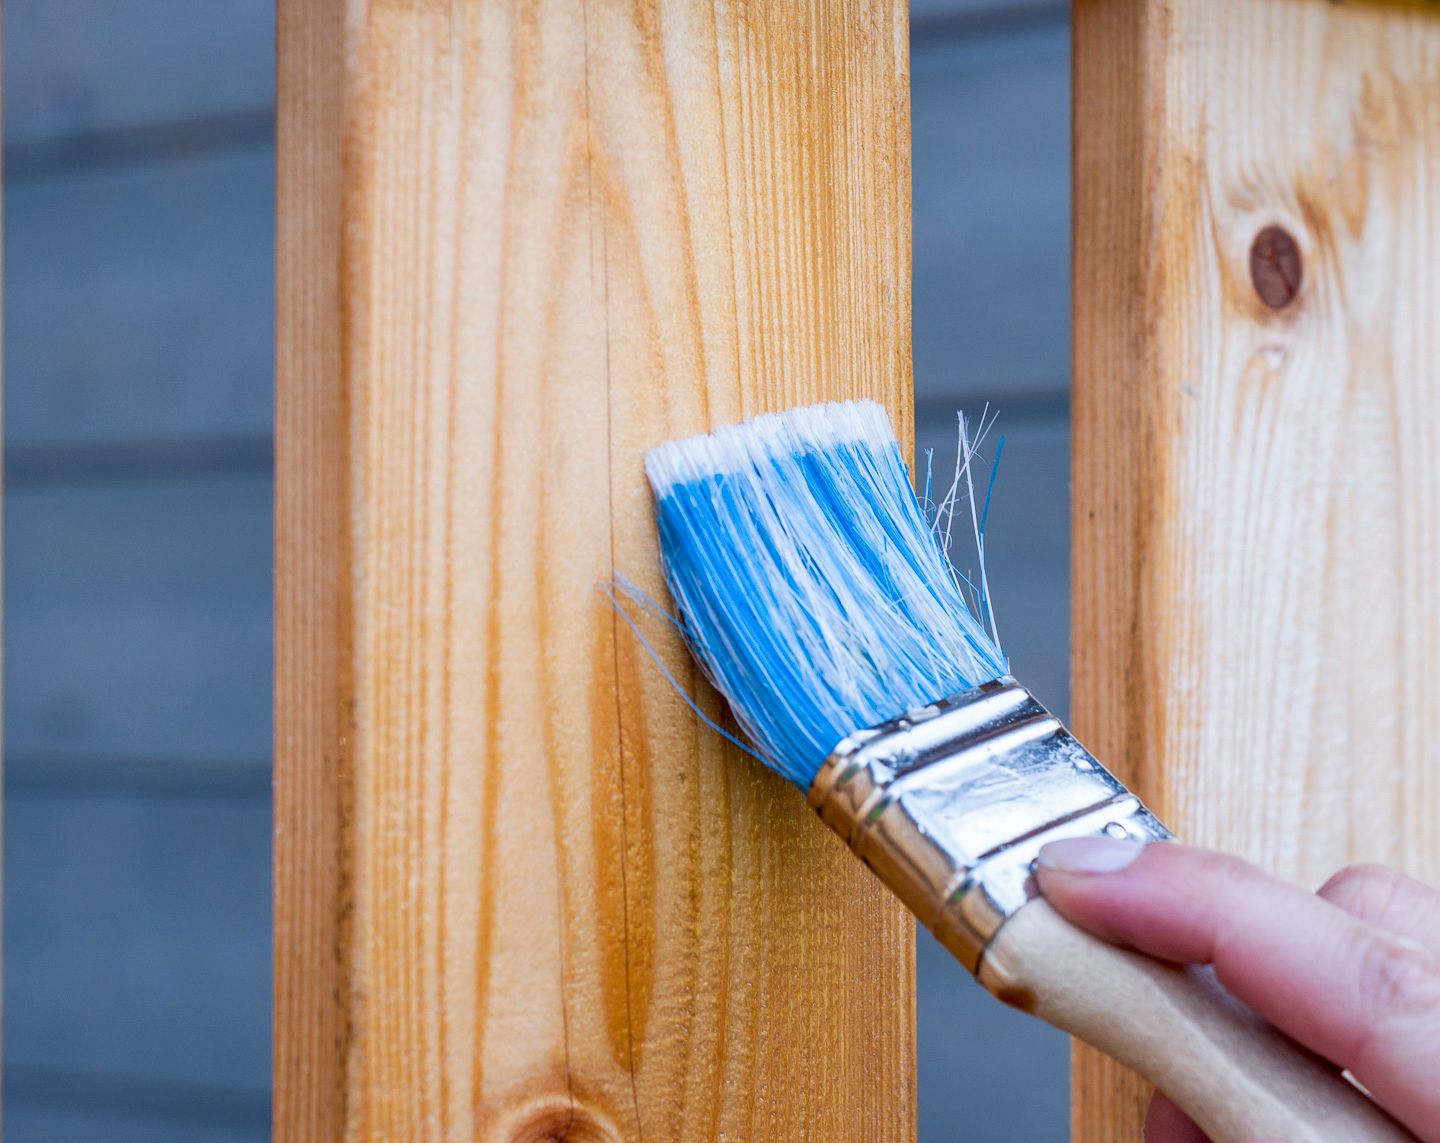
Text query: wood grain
1072 0 1440 1136
275 2 916 1140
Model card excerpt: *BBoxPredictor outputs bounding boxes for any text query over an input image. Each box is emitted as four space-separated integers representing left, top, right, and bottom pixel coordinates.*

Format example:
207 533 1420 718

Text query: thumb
1034 838 1440 1139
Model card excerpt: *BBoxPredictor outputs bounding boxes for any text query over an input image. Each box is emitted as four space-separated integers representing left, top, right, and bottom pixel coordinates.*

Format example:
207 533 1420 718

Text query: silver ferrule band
807 677 1172 973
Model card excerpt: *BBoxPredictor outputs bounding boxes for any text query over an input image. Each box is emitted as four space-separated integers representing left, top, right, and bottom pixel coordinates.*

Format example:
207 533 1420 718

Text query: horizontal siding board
0 424 1068 1136
2 423 1056 769
4 0 273 147
7 756 270 801
911 24 1069 402
1 5 1074 1139
2 0 1057 154
912 0 1067 23
5 1109 267 1143
912 415 1070 1139
5 795 271 1091
916 935 1068 1141
6 474 271 760
7 1063 268 1139
5 147 274 451
8 596 270 759
3 45 1066 451
910 420 1069 1138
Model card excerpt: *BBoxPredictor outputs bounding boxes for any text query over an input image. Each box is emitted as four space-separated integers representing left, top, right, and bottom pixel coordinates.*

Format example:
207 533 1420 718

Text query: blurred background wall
3 3 1071 1139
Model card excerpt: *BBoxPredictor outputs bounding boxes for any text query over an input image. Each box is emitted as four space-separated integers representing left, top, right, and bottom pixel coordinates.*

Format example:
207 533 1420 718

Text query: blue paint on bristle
642 400 1008 790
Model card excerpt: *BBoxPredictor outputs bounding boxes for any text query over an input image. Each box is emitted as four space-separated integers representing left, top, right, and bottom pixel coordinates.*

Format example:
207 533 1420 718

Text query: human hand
1034 838 1440 1142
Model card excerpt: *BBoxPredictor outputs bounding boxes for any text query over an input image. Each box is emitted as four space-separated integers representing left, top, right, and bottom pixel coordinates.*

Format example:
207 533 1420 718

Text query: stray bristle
644 400 1007 789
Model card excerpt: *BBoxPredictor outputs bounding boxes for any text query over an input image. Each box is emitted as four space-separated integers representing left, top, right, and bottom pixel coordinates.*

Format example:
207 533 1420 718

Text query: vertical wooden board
273 0 344 1138
1072 0 1440 1136
275 3 916 1141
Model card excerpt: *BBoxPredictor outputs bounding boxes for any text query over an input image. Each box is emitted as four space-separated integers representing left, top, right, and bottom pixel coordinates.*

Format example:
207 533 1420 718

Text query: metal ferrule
807 677 1172 973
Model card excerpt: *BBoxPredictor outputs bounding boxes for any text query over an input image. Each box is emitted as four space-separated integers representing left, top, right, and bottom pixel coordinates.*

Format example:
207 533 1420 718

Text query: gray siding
5 4 1072 1139
7 4 276 1135
9 151 275 450
6 1 272 147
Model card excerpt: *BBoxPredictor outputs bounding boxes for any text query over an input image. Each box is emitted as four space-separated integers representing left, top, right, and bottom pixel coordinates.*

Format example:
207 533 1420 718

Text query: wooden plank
275 3 915 1141
1071 1 1440 1136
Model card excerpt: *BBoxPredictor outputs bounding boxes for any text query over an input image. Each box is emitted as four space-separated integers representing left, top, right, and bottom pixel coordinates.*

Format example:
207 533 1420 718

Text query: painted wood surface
5 1110 263 1143
7 796 271 1093
912 0 1066 28
6 150 274 451
275 2 917 1139
912 22 1069 400
4 0 271 148
5 16 1065 458
1 425 1076 1139
7 476 270 762
1071 0 1440 1136
7 2 1077 1139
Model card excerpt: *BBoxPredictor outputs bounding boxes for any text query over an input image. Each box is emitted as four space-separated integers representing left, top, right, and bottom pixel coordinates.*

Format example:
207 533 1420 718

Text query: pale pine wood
1072 0 1440 1136
274 3 916 1140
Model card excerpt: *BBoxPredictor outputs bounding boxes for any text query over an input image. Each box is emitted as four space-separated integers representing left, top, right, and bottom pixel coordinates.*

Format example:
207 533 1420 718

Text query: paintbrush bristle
645 400 1007 789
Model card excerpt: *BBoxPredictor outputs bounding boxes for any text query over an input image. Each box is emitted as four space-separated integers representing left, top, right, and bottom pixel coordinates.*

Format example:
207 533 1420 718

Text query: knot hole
1249 224 1303 311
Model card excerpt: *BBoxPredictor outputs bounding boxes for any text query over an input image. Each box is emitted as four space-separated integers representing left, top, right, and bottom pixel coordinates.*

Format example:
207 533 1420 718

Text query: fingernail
1037 836 1146 874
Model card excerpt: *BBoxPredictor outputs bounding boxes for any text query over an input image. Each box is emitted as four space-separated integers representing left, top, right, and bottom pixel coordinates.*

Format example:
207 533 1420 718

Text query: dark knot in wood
1249 225 1303 310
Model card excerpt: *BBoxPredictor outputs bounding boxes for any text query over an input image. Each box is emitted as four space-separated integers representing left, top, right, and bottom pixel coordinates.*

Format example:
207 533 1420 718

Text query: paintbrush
634 400 1411 1143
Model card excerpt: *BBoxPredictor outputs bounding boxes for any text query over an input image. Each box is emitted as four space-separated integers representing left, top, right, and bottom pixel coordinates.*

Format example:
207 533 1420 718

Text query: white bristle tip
644 400 897 494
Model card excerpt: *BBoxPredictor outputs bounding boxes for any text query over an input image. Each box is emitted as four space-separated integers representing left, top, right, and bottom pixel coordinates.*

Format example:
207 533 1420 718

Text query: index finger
1035 840 1440 1138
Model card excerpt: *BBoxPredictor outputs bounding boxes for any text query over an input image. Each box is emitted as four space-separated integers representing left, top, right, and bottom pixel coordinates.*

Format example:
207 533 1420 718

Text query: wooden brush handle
976 900 1416 1142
